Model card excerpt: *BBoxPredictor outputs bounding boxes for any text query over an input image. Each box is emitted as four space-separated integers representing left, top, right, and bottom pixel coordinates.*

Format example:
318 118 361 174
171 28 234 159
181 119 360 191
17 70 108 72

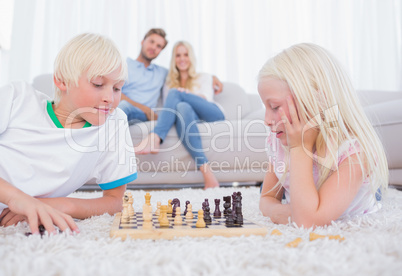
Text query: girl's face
175 45 191 72
63 67 125 126
258 78 296 146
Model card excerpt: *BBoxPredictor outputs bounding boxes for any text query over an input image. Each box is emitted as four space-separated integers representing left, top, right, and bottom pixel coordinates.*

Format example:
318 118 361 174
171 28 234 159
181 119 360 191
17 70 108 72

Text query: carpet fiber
1 187 402 276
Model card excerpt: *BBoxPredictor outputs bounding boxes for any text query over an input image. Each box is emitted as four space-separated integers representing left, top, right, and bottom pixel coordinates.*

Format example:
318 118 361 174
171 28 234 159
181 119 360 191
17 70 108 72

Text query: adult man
118 28 223 123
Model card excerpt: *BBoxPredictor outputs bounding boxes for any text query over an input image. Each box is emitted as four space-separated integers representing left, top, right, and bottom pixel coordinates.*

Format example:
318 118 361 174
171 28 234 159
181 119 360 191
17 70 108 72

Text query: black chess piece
213 199 221 218
204 206 212 224
184 200 190 216
171 198 180 217
223 196 231 217
234 205 243 225
231 192 237 217
225 208 234 226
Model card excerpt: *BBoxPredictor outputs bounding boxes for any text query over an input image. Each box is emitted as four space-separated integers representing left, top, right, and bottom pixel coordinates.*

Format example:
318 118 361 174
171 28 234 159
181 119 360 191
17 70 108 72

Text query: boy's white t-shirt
0 82 137 212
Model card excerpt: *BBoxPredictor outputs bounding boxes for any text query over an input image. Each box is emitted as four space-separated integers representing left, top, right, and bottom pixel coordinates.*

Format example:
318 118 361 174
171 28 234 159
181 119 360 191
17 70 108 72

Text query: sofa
32 74 402 188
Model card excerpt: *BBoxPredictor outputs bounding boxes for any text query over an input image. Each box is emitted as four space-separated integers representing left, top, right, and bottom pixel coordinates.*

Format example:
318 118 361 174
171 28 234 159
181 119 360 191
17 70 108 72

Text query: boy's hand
279 96 319 151
4 193 79 235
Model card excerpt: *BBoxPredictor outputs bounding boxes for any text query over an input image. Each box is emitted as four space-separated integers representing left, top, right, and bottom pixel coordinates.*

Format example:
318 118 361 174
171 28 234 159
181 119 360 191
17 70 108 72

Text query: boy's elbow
105 195 123 215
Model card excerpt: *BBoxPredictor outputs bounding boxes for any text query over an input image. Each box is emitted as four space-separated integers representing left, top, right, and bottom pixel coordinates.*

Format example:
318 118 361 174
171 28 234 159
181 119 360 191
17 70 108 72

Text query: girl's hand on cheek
279 96 319 151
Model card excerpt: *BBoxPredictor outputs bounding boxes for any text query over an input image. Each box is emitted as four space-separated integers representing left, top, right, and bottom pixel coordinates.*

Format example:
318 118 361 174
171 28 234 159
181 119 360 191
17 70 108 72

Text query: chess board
110 211 268 240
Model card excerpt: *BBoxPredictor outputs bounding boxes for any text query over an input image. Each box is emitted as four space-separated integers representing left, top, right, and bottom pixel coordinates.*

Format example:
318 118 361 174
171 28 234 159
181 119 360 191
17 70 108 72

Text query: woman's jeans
153 89 225 168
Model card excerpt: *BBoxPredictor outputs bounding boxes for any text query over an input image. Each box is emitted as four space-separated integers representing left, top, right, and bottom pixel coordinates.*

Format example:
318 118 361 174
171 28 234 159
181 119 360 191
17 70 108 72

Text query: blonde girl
136 41 225 189
258 43 388 227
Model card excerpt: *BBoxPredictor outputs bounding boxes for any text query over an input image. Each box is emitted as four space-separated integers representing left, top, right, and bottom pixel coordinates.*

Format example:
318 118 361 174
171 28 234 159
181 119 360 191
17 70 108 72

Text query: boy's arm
259 164 291 224
0 177 78 234
38 184 126 219
120 94 157 120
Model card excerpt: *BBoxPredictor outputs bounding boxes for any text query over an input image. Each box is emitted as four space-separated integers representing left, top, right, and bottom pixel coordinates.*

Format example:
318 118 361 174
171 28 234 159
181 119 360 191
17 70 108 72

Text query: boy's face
66 68 125 126
140 34 166 61
258 78 295 146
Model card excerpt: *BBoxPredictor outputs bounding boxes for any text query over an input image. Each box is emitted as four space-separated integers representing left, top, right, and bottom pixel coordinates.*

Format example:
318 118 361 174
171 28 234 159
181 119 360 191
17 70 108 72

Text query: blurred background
0 0 401 94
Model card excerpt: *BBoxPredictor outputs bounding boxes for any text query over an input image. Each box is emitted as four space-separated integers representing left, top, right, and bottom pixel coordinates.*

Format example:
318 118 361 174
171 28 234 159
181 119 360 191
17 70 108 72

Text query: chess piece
143 204 152 222
145 192 152 206
223 196 231 217
142 221 153 230
128 193 135 217
184 200 190 216
213 199 221 218
235 192 243 225
231 192 237 217
159 205 170 227
225 208 234 226
185 204 193 219
196 210 206 228
204 205 212 224
174 207 183 225
122 202 130 221
155 201 161 216
171 198 180 218
234 205 243 225
167 199 173 214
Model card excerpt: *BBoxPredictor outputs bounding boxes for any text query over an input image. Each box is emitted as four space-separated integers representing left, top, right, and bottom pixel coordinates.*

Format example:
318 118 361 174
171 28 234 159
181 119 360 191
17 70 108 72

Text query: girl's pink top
265 134 380 218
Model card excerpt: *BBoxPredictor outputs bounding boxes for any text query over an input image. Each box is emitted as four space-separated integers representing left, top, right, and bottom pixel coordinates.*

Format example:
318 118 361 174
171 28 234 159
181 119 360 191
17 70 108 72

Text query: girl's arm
290 149 363 227
280 96 364 227
37 184 126 219
0 177 78 234
259 163 291 224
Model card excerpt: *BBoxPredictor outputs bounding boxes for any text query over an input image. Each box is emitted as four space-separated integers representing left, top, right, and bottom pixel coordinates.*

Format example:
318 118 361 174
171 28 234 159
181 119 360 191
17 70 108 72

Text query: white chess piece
174 207 183 225
185 204 193 219
155 201 161 216
143 204 152 222
122 202 130 221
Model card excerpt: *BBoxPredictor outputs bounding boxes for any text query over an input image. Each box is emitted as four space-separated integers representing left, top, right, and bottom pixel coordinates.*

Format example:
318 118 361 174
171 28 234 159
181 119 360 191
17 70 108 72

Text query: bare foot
200 163 219 189
135 133 161 154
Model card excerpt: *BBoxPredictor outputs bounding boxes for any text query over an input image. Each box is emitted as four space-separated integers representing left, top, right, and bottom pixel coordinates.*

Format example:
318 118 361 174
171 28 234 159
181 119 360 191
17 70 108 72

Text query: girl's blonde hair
259 43 388 195
166 41 199 91
53 33 127 105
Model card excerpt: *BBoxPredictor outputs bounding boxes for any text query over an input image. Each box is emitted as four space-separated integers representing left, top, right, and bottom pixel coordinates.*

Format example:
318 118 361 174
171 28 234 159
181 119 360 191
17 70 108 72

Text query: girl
258 43 388 227
135 41 225 189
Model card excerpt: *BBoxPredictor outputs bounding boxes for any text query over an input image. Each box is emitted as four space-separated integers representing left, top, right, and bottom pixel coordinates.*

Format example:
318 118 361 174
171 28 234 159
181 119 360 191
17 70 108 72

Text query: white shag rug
1 187 402 276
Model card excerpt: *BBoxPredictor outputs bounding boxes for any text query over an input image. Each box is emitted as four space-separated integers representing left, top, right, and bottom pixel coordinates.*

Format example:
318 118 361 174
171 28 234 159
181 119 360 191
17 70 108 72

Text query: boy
0 33 137 234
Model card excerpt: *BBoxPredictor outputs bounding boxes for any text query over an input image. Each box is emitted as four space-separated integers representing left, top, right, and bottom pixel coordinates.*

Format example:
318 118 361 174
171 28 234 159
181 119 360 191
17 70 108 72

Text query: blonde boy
0 33 137 234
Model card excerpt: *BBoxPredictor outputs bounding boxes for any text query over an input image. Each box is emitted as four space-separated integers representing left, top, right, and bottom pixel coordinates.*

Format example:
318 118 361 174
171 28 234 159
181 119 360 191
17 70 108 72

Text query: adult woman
136 41 225 189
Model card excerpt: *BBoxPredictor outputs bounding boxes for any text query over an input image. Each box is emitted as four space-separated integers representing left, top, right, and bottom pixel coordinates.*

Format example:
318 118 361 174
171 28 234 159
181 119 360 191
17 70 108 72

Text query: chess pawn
155 201 161 216
174 207 183 225
185 204 193 220
196 210 206 228
167 199 173 214
159 205 170 227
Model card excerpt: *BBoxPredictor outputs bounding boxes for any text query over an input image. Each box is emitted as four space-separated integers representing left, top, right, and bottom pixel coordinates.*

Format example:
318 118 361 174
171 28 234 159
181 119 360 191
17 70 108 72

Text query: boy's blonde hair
53 33 127 105
166 41 199 91
259 43 388 195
